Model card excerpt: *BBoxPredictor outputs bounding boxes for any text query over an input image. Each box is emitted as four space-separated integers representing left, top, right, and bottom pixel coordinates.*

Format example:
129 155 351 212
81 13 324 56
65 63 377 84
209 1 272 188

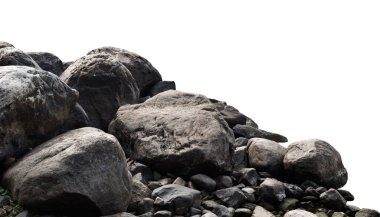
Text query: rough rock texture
355 209 380 217
0 66 78 163
251 206 275 217
232 124 288 143
283 139 348 188
258 178 286 203
0 47 41 69
319 189 346 211
129 180 152 212
247 138 286 175
0 41 14 49
108 90 234 176
2 127 132 216
210 99 247 127
87 47 162 96
27 52 65 76
214 187 246 208
284 209 318 217
60 53 139 130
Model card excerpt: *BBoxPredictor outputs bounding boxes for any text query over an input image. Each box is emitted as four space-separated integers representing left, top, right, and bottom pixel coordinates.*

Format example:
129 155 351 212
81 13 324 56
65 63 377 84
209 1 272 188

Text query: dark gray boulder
214 187 247 208
129 180 152 212
258 178 286 203
0 47 41 69
283 139 348 188
87 47 162 96
60 53 139 131
210 99 247 127
27 52 65 76
108 90 234 176
247 138 286 175
2 127 132 216
232 124 288 143
147 81 176 97
190 174 216 192
284 183 304 198
0 41 14 49
0 66 78 163
319 189 347 211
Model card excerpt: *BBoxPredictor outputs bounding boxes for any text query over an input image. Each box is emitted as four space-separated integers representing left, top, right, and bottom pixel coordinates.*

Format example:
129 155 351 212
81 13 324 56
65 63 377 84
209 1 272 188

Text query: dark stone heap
0 42 378 217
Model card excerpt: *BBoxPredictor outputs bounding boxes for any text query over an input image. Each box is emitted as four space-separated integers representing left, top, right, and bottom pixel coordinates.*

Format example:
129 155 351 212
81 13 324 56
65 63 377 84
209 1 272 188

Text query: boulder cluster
0 42 378 217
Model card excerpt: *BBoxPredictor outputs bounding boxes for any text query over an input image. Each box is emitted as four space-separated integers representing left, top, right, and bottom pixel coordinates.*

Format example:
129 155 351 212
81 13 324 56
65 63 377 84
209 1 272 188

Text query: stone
109 90 234 176
61 103 90 131
0 41 14 49
332 212 348 217
128 162 154 184
278 198 299 211
138 212 153 217
355 209 380 217
232 146 248 170
234 208 252 217
60 53 139 130
284 209 317 217
212 205 234 217
214 187 246 208
190 174 216 192
147 81 176 97
241 187 256 202
305 187 320 197
153 211 172 217
151 184 201 212
173 177 187 186
87 46 162 96
258 178 286 203
137 198 155 214
316 212 329 217
247 138 286 175
214 176 233 189
27 52 65 76
62 61 73 71
0 66 78 163
210 99 247 127
251 206 275 217
284 139 348 188
319 189 346 211
202 212 218 217
232 124 288 143
238 168 259 186
337 189 355 201
234 137 249 148
0 47 41 69
102 213 137 217
2 127 132 216
129 180 152 212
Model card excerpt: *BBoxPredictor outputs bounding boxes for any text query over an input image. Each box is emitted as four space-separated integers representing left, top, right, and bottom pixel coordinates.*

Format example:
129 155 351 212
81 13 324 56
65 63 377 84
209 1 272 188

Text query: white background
2 0 380 210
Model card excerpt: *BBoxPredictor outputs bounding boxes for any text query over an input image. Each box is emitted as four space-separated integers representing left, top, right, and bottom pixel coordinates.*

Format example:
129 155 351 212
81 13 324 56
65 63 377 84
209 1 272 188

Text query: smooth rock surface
87 46 162 96
2 127 132 216
210 99 247 127
190 174 216 192
284 139 348 188
320 189 347 211
214 187 246 208
0 66 78 163
109 90 234 176
251 206 275 217
232 124 288 143
27 52 65 76
147 81 176 97
60 53 139 130
284 209 318 217
247 138 286 175
0 47 41 69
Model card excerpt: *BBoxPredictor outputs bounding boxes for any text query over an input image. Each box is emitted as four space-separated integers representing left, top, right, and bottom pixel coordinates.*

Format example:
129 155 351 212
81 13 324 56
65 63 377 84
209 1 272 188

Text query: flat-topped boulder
109 90 234 176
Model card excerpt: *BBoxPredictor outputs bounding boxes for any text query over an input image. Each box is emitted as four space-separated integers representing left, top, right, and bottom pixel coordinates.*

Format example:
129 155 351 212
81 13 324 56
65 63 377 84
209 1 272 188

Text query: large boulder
108 90 234 176
2 127 132 216
0 47 41 69
247 138 286 175
87 47 162 96
0 66 78 163
283 139 348 188
60 53 139 130
27 52 65 76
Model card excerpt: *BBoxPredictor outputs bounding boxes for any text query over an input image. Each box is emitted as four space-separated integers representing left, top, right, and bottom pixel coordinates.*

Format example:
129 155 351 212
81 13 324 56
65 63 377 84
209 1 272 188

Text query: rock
190 174 216 192
319 189 346 211
210 99 247 127
284 183 304 199
87 46 162 96
316 212 329 217
234 137 249 148
355 209 380 217
138 212 153 217
60 53 139 130
332 212 348 217
2 127 132 216
232 124 288 143
0 66 78 163
0 195 10 206
102 213 137 217
61 103 90 131
241 187 256 202
62 61 73 71
129 180 152 212
212 205 234 217
247 138 286 175
128 162 153 184
153 210 172 217
202 212 218 217
234 208 252 217
0 47 41 69
108 90 234 176
173 177 187 186
27 52 65 76
0 41 14 49
284 209 318 217
346 205 361 216
238 168 259 186
284 139 348 188
214 176 233 189
137 198 155 214
305 187 320 197
258 178 286 203
214 187 246 208
151 184 201 212
233 146 248 170
278 198 299 211
251 206 275 217
147 81 176 97
246 117 259 128
300 180 320 190
337 189 355 201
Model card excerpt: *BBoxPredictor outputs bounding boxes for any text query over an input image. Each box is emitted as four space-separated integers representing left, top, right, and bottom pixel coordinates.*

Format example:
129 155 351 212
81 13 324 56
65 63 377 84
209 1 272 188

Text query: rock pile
0 42 378 217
